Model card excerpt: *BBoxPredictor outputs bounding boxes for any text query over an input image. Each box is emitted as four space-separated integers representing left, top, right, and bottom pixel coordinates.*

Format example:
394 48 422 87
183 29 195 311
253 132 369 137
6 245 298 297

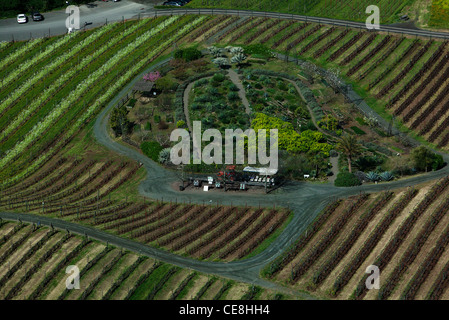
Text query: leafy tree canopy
410 146 445 172
251 112 332 155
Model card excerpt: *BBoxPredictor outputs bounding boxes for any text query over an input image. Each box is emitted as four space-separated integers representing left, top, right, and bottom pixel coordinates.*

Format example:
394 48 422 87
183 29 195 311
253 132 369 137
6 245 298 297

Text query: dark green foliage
241 285 262 300
194 78 209 88
334 172 362 187
194 94 214 103
374 128 388 137
241 44 272 59
354 155 384 172
274 94 284 101
207 86 220 96
278 151 329 180
411 146 445 172
277 80 288 91
351 126 366 135
155 77 178 92
110 105 133 137
212 73 226 83
154 114 161 123
174 47 203 62
227 91 239 101
303 120 317 131
228 83 239 92
141 141 164 162
355 117 367 126
128 98 137 108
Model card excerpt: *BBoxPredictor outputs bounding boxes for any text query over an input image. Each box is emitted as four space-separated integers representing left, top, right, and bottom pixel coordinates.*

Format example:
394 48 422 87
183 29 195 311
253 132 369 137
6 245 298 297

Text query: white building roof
243 166 278 175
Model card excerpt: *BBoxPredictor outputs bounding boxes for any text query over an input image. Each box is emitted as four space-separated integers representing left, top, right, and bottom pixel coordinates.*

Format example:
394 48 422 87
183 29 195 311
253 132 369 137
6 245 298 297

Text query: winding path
183 80 196 133
227 68 251 115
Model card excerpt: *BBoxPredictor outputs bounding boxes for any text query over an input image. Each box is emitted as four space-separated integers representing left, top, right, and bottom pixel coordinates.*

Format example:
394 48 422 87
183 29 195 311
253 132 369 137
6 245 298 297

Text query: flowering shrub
143 71 161 82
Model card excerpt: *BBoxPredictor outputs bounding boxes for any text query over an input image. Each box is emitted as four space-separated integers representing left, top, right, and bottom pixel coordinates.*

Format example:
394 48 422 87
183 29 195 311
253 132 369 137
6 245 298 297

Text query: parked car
163 1 182 6
176 0 192 5
17 14 28 23
17 13 28 23
31 12 44 21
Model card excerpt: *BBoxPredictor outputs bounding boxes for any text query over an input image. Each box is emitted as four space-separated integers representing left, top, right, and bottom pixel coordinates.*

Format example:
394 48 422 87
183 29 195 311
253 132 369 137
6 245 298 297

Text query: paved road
2 3 449 42
0 0 153 41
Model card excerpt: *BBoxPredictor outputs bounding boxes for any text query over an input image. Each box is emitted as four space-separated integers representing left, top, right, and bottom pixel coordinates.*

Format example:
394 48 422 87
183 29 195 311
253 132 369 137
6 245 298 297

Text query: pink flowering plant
143 71 161 82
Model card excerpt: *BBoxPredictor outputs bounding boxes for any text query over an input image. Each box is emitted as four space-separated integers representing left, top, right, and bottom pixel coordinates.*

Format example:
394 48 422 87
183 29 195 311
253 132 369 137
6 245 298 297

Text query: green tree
110 105 132 137
336 135 362 173
174 47 202 62
410 146 444 172
141 141 163 162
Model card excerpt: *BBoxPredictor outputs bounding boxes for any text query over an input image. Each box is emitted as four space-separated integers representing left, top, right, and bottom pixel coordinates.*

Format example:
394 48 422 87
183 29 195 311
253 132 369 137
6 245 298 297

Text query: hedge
141 141 164 162
334 172 362 187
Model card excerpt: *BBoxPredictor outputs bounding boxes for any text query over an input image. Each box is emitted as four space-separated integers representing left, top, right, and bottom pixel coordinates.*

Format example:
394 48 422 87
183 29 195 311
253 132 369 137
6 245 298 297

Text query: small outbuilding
133 80 155 93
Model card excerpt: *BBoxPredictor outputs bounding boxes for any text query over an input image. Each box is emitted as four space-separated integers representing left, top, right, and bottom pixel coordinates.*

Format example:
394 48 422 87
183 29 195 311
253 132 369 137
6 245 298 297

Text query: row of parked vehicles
17 12 44 23
162 0 192 7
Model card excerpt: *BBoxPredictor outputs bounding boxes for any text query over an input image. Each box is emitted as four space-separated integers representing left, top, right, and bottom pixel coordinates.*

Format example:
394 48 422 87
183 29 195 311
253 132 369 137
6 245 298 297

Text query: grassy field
187 0 418 24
